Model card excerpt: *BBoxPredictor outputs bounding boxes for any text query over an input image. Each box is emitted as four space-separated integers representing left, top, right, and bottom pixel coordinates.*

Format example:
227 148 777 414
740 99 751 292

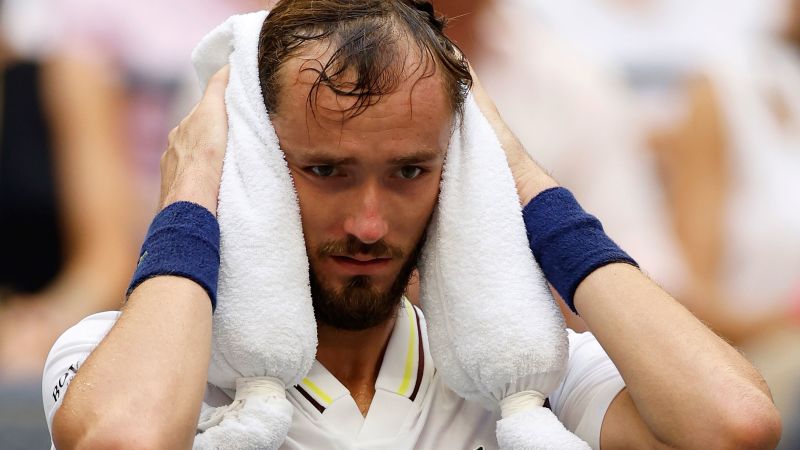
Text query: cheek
392 175 441 241
420 166 443 203
415 176 440 216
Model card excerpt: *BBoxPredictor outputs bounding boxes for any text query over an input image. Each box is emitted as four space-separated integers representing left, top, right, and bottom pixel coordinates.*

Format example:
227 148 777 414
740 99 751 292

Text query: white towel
191 10 317 450
419 94 590 449
191 10 588 450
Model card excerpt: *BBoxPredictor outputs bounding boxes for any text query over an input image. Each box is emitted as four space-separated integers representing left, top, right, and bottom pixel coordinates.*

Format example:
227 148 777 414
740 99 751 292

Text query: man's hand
469 68 558 206
51 67 230 450
160 66 230 215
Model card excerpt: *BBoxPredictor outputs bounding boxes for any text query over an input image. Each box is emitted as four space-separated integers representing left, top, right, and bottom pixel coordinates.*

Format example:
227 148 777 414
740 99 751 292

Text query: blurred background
0 0 798 448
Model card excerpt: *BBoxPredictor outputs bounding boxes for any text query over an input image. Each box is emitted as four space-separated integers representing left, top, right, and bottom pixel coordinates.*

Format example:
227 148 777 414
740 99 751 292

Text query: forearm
469 71 558 205
575 264 780 449
53 277 212 449
512 160 779 448
51 65 228 449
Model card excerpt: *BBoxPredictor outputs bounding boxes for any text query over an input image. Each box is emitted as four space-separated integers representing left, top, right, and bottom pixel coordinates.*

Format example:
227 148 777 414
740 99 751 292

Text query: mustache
317 235 405 259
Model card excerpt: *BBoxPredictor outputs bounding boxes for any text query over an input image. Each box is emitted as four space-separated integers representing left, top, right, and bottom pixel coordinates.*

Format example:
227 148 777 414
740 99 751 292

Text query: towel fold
418 94 590 449
191 10 317 450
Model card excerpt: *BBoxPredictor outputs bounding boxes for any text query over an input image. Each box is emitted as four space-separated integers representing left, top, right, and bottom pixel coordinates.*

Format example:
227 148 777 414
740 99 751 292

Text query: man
46 1 780 449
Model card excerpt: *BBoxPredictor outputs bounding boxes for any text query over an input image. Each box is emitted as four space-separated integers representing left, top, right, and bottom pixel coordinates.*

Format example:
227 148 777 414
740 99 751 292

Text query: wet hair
257 0 472 118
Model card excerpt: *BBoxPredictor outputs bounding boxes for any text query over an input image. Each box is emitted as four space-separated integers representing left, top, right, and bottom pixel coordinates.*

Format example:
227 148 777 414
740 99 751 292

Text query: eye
309 165 337 177
397 166 424 180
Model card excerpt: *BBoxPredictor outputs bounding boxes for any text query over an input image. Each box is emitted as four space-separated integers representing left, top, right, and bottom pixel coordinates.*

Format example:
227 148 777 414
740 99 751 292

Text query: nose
343 181 389 245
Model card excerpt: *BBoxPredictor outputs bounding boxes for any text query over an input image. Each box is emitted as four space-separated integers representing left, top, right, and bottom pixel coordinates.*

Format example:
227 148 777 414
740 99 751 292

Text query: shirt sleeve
41 311 121 436
549 329 626 450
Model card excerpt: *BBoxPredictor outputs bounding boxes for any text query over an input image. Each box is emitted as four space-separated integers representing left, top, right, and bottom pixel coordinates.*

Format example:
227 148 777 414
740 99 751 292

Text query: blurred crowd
0 0 798 448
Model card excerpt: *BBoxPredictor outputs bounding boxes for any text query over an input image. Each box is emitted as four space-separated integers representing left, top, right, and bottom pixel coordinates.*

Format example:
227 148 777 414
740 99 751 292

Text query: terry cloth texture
418 87 590 449
191 10 317 450
522 187 638 313
127 201 220 310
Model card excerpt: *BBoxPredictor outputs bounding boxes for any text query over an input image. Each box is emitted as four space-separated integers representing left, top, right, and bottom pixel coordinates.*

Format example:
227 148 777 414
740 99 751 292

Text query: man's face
272 49 453 330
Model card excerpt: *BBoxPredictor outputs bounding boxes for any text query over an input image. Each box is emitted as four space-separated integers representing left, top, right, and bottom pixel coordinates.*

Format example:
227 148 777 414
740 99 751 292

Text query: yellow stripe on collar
397 299 418 396
301 377 333 405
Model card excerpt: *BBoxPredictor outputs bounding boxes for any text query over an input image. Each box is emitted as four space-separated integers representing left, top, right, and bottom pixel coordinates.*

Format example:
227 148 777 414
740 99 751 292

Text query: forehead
270 43 454 155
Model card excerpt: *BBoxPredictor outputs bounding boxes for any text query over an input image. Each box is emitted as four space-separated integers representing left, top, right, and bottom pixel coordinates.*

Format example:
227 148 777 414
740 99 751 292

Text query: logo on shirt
52 361 80 402
137 251 148 267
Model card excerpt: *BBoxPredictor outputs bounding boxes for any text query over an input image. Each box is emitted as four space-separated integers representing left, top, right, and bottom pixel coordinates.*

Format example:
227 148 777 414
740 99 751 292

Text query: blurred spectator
649 2 800 447
435 0 687 328
0 0 266 374
0 5 136 447
528 0 781 72
0 0 267 374
34 0 265 228
0 1 264 448
0 14 135 383
529 0 800 447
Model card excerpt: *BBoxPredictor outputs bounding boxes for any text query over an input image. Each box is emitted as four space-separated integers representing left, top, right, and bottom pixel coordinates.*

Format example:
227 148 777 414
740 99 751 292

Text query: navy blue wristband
127 201 221 311
522 187 638 314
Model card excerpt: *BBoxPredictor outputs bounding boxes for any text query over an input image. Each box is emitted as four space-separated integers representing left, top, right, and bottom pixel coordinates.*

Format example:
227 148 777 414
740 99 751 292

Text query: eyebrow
389 149 444 165
299 152 357 166
297 149 443 166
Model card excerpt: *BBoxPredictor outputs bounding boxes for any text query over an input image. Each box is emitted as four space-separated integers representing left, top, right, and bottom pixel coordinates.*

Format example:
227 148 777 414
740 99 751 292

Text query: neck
316 316 397 415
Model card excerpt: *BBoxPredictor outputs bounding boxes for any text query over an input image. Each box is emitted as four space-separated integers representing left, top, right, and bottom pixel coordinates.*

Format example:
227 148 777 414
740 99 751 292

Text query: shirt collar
291 298 433 415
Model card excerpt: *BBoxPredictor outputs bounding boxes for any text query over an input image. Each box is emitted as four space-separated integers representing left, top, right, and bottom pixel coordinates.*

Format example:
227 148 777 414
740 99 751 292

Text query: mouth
329 255 392 275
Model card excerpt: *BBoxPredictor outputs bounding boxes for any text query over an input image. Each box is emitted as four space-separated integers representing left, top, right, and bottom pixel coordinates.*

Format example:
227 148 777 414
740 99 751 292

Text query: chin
309 270 411 331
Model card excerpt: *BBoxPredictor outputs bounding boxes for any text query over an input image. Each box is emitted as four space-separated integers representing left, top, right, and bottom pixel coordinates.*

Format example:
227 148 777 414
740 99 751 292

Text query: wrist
127 201 221 311
510 158 558 207
522 187 638 313
161 170 221 216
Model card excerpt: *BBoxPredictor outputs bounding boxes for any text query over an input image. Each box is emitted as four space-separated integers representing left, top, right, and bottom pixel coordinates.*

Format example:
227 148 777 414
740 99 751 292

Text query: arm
472 73 781 449
577 267 778 450
51 67 230 450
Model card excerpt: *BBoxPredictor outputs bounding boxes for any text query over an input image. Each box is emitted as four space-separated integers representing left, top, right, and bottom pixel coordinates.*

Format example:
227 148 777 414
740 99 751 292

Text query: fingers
469 65 502 122
158 65 231 215
468 65 522 160
199 65 230 114
206 65 231 95
467 64 558 205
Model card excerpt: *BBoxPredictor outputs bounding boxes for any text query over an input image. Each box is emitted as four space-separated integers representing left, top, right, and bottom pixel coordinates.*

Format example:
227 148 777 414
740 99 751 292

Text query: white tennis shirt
43 300 625 449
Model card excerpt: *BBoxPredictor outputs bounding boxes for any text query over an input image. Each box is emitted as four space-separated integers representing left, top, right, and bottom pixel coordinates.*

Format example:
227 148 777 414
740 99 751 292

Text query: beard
309 234 425 331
